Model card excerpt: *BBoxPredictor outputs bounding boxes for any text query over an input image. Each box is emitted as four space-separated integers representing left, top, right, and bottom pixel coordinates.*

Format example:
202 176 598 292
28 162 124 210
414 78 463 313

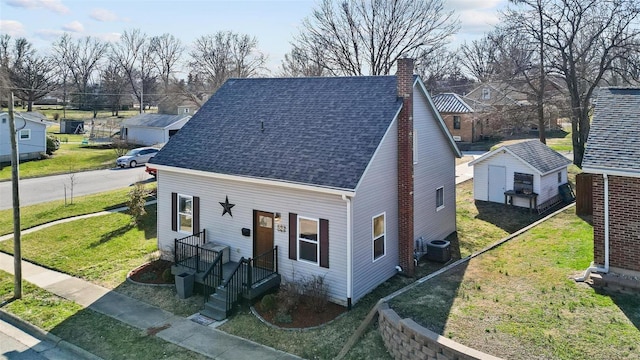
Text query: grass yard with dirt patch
0 271 208 360
391 210 640 360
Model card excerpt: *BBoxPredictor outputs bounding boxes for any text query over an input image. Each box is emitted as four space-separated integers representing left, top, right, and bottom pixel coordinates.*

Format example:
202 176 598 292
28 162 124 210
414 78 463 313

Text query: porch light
274 212 281 223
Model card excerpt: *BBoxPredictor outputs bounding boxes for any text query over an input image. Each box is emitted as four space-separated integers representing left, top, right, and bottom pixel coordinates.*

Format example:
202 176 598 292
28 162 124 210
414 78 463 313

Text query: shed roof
470 140 571 175
122 113 191 128
582 88 640 175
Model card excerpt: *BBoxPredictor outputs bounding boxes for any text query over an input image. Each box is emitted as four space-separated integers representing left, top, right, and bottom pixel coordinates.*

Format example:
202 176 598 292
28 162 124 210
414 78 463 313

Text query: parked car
116 147 159 168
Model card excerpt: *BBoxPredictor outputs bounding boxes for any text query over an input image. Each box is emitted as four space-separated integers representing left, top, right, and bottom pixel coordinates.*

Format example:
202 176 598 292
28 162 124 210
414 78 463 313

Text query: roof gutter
151 163 356 197
582 166 640 178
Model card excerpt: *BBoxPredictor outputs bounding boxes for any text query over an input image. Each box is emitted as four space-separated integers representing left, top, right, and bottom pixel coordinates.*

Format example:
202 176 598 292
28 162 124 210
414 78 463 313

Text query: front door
254 210 274 258
488 165 506 203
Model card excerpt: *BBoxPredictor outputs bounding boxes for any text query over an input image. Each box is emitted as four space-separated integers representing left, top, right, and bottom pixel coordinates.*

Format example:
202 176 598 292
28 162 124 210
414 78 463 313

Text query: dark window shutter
171 192 177 231
320 218 329 268
289 213 297 260
193 196 200 234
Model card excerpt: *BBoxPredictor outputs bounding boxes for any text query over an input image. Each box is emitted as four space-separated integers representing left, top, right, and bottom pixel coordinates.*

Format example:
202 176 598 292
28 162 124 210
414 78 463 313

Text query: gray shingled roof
583 88 640 174
122 113 190 128
151 76 408 191
432 93 474 113
470 140 571 175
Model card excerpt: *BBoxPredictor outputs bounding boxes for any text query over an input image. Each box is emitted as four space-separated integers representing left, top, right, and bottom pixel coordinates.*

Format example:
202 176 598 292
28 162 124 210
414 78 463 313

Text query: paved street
0 319 81 360
0 167 151 210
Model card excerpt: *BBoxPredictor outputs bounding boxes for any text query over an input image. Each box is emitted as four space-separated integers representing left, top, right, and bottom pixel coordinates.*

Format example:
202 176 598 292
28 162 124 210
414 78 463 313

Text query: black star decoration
219 195 235 217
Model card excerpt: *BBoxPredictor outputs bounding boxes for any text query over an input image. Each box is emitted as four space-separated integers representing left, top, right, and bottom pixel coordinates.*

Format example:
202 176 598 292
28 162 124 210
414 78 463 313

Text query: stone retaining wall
378 303 502 360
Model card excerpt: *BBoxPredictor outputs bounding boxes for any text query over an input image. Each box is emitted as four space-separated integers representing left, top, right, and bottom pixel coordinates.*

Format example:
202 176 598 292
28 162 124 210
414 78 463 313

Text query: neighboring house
432 92 483 143
469 140 571 211
121 114 191 146
0 112 48 163
151 59 461 310
582 87 640 276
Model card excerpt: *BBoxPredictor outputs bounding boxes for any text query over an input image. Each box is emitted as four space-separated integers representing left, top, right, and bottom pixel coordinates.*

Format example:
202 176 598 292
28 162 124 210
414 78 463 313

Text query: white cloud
34 28 65 40
0 20 26 36
62 20 84 33
90 8 118 22
6 0 69 14
96 32 122 43
447 0 505 11
458 9 500 36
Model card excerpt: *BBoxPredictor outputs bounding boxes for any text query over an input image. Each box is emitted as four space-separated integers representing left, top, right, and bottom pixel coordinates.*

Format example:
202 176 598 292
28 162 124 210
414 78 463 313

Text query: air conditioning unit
452 136 462 142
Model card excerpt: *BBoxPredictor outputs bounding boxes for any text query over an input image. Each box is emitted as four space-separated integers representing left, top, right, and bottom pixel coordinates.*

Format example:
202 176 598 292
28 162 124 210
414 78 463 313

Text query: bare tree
279 45 327 77
188 31 267 93
459 36 498 82
292 0 459 76
540 0 640 166
111 29 158 112
101 58 128 116
150 33 183 90
52 34 108 110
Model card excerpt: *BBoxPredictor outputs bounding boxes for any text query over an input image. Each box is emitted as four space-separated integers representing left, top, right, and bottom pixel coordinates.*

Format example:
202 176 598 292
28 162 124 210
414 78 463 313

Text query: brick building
582 88 640 275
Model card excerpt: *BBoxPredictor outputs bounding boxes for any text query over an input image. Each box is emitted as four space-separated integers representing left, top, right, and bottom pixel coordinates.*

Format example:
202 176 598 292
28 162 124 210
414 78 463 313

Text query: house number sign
277 224 287 232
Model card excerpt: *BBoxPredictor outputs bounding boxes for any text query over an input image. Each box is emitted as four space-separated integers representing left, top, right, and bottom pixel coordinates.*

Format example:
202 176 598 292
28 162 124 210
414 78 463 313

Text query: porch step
200 289 230 321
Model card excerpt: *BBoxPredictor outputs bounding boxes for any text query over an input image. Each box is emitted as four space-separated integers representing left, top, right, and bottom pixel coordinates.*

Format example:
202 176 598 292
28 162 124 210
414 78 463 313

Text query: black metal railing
174 230 212 271
213 246 279 314
249 246 278 285
202 251 224 302
221 258 249 313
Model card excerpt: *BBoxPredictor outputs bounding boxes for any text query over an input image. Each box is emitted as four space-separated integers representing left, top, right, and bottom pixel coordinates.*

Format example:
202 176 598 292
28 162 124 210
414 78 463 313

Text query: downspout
576 173 610 281
342 194 353 310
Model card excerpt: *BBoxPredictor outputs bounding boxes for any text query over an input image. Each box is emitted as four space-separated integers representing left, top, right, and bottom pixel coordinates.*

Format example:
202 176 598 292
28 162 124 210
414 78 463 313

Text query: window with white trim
373 213 385 260
436 186 444 210
19 129 31 140
557 172 562 183
178 194 193 233
298 216 319 264
482 87 491 100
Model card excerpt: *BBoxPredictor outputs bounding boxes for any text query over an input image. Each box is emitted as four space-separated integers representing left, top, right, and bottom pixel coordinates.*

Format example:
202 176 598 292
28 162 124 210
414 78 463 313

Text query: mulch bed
254 295 347 328
129 259 174 284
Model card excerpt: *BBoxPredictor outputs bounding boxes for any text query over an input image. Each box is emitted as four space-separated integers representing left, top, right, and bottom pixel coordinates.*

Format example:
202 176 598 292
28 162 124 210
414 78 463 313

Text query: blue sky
0 0 506 72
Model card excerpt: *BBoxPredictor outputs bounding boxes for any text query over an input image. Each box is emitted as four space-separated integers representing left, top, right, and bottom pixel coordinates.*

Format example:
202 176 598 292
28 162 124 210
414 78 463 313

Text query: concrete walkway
0 252 300 360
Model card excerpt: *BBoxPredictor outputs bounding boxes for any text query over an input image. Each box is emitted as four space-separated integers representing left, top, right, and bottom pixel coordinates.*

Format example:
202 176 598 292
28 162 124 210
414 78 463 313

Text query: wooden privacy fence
576 173 593 216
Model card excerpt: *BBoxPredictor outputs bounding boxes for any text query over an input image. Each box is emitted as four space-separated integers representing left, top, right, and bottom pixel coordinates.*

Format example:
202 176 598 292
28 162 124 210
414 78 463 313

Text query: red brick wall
592 174 640 272
397 58 415 276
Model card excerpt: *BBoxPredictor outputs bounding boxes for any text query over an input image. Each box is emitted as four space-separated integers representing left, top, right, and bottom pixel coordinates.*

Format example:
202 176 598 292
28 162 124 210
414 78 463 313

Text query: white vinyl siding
124 118 189 146
413 86 457 241
0 114 46 162
351 118 399 303
158 170 349 305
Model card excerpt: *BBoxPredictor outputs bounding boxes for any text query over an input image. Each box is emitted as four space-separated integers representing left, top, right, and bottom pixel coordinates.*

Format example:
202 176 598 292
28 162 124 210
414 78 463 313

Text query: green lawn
391 210 640 360
0 207 157 288
0 271 207 360
0 186 152 236
0 142 116 180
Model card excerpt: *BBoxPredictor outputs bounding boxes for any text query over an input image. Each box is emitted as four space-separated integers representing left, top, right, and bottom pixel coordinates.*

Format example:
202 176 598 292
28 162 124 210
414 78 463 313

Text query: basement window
514 172 534 194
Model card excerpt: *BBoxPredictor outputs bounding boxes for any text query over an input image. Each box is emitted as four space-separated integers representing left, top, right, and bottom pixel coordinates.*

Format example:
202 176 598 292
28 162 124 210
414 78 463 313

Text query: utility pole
8 92 22 299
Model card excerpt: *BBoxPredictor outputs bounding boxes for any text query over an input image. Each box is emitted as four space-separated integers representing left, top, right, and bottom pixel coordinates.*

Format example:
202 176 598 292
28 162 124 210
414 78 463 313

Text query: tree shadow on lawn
89 205 157 247
474 200 545 233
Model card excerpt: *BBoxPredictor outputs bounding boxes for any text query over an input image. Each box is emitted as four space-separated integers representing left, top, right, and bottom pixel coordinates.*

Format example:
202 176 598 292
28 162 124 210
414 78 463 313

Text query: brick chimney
396 58 415 276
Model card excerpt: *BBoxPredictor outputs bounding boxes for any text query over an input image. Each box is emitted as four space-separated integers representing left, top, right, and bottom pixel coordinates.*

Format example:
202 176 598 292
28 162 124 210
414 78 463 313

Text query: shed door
488 165 506 202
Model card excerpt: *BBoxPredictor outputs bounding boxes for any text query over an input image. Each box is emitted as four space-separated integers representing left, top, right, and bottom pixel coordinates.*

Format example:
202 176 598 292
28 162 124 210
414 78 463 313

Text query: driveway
0 167 151 210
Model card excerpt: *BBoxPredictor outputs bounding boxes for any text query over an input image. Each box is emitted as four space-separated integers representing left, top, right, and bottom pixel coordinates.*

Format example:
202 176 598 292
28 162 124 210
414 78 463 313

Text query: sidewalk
0 251 300 360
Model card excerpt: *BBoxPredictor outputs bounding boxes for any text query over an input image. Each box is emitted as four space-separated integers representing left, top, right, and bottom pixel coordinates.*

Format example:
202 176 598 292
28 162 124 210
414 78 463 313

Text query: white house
469 140 571 211
150 59 461 318
0 112 48 163
121 114 191 146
